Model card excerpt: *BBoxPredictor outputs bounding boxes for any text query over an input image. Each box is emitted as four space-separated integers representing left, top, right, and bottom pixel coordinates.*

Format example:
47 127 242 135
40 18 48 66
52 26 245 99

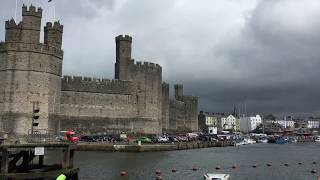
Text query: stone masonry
0 5 198 136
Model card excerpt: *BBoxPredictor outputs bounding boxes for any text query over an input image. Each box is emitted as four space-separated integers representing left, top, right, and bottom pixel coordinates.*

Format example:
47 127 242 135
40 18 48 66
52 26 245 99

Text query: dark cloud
0 0 319 116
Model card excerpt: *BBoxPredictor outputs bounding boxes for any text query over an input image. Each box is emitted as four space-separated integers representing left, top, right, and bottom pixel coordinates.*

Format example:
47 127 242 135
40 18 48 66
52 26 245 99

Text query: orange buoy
266 163 272 167
120 171 128 177
172 168 177 172
155 169 161 175
215 166 221 170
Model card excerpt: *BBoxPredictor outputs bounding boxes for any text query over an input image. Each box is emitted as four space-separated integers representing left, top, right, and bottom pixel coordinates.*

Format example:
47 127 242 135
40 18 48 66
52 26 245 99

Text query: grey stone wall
0 5 63 136
161 82 169 130
169 85 198 132
61 76 136 95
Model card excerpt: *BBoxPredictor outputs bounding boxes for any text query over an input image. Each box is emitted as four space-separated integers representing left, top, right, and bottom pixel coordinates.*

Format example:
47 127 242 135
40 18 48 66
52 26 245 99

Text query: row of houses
198 111 262 134
198 111 320 134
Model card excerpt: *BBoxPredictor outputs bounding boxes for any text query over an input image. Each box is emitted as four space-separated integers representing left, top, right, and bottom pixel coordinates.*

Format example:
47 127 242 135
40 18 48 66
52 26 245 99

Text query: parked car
158 136 169 143
134 136 152 143
168 136 179 142
79 135 96 142
177 136 188 142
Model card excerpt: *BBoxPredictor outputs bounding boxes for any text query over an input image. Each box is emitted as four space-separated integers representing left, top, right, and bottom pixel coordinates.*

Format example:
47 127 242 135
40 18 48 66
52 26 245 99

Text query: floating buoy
311 169 317 174
298 162 302 165
120 171 128 177
252 164 257 168
312 161 317 165
231 165 237 169
172 168 177 172
192 167 198 171
266 163 272 167
155 169 161 175
215 166 221 170
284 163 289 166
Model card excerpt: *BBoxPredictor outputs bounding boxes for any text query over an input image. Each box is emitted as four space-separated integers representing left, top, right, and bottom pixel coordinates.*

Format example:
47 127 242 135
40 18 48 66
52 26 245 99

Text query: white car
157 136 169 142
203 173 230 180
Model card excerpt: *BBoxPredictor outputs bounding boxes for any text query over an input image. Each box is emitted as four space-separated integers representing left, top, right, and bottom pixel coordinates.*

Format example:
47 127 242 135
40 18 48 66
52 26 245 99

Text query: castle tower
44 22 63 49
174 84 183 100
0 5 63 136
21 5 42 43
115 35 132 80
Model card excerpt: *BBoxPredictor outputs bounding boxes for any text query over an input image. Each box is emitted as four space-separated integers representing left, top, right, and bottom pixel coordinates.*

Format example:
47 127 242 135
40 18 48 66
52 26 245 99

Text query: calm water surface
73 143 320 180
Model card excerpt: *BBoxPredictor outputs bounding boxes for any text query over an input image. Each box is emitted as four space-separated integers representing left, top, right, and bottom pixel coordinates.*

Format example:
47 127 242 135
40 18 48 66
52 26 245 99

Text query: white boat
203 173 230 180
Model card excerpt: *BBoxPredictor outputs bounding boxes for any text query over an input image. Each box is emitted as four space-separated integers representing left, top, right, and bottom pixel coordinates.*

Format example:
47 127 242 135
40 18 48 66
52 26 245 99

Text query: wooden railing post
1 149 9 173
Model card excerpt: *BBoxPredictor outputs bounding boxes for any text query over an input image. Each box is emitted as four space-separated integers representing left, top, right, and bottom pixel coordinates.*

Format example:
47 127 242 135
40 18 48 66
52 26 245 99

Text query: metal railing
27 129 56 143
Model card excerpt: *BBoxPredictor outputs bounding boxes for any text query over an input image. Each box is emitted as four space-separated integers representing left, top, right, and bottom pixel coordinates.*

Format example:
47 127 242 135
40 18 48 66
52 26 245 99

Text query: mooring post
1 149 9 173
69 149 75 168
39 155 44 166
62 146 70 169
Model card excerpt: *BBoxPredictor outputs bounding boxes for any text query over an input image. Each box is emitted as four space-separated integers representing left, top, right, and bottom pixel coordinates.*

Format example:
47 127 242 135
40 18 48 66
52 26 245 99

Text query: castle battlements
22 4 42 17
44 22 63 33
162 82 170 88
133 61 162 72
115 35 132 42
61 75 137 95
5 19 21 29
0 42 63 59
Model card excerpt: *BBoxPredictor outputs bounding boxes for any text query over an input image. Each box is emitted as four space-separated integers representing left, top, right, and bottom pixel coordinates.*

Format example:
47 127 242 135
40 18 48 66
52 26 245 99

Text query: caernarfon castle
0 5 198 136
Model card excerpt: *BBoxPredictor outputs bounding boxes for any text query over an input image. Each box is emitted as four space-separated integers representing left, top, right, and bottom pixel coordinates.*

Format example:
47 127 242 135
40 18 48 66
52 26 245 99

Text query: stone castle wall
0 5 199 136
169 85 199 131
0 5 63 136
161 82 170 130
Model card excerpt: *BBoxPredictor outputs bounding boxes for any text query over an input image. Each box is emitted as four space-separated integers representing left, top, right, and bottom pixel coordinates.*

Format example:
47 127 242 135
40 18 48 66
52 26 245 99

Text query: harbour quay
0 143 79 180
76 141 233 152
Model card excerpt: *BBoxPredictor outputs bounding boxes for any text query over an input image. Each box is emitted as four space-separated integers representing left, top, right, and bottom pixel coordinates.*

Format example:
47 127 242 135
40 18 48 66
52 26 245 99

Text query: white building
221 115 236 130
204 114 218 134
208 126 218 134
307 120 320 129
240 115 262 133
273 120 295 128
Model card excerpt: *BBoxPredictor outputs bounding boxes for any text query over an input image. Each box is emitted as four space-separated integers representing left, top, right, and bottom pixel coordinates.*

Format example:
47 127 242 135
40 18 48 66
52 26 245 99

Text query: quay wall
76 141 233 152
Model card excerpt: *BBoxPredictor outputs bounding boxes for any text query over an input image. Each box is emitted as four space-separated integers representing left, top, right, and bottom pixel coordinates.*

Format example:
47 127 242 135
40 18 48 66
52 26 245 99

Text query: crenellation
22 4 42 17
0 42 63 59
115 35 132 42
44 21 63 33
132 61 162 72
61 75 137 95
5 19 20 29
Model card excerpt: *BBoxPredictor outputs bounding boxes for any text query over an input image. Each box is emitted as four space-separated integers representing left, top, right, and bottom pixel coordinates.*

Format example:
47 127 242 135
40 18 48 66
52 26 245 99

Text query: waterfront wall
76 141 233 152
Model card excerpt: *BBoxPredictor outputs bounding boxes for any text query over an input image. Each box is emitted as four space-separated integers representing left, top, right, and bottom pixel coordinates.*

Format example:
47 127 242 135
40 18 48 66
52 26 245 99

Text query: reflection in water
57 143 319 179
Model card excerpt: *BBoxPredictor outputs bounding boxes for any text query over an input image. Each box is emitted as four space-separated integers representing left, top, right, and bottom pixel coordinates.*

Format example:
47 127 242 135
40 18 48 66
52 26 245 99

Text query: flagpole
15 0 18 20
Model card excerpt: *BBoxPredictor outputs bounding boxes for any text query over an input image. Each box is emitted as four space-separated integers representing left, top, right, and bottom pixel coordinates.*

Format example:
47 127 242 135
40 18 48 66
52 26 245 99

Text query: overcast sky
1 0 320 116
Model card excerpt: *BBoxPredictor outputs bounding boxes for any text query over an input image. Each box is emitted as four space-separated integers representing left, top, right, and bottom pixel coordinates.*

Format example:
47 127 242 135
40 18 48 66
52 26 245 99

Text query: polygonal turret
115 35 132 80
21 4 42 43
5 19 21 42
44 21 63 49
174 84 184 100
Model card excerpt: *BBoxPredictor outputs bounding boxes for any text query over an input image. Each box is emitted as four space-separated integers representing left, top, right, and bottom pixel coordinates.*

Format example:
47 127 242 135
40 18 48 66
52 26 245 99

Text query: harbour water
74 143 320 180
